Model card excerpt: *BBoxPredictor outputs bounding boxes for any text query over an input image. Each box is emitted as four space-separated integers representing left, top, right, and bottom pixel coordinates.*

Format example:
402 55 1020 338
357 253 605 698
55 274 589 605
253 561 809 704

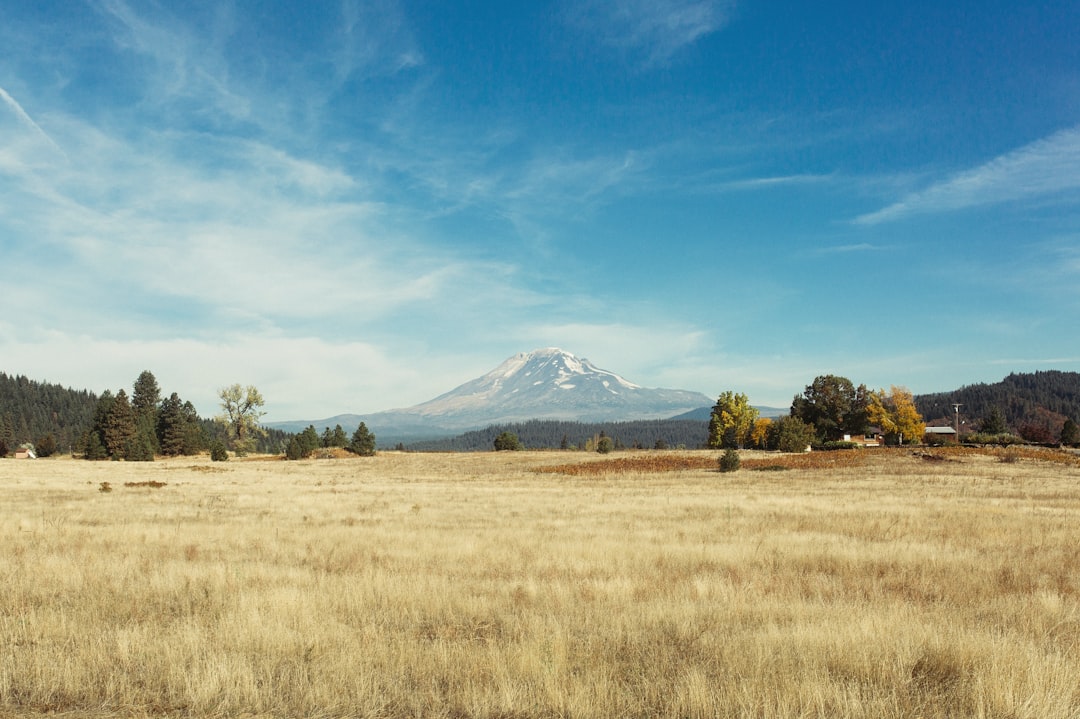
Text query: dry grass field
2 447 1079 718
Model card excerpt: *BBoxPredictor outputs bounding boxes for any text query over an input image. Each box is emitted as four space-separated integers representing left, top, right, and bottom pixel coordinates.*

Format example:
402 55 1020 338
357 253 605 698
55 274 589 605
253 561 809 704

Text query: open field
2 448 1080 718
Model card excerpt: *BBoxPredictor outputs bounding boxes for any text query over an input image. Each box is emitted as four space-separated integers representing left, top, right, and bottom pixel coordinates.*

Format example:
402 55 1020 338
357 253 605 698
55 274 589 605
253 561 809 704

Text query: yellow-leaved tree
866 386 925 445
708 391 759 449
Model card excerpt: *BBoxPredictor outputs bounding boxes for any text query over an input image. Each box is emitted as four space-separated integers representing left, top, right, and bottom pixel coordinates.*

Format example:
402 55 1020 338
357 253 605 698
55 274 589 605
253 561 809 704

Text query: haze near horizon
2 1 1078 420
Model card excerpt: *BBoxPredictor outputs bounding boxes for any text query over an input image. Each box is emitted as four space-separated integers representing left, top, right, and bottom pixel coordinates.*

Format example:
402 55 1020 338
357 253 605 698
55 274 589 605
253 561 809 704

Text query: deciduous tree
866 386 925 445
708 391 759 449
791 375 868 443
768 416 816 453
216 384 266 455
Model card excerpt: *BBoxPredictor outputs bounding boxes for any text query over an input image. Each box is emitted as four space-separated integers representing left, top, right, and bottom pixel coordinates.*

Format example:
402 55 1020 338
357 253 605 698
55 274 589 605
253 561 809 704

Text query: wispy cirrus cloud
855 125 1080 225
566 0 734 65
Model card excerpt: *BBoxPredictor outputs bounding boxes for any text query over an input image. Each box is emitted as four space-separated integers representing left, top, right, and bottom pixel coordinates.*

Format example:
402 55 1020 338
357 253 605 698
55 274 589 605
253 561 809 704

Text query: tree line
0 372 97 457
914 370 1080 444
406 418 710 452
712 372 1080 450
709 376 927 452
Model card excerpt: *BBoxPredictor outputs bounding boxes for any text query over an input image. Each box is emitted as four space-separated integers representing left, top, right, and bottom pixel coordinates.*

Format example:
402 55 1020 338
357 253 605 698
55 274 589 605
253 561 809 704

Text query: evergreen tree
83 391 115 460
1060 419 1080 447
980 406 1008 434
298 425 320 457
83 431 108 460
132 370 161 421
131 370 161 455
128 429 156 461
331 424 348 447
209 439 229 461
157 393 187 456
350 422 377 456
179 401 206 455
103 389 136 460
285 436 305 460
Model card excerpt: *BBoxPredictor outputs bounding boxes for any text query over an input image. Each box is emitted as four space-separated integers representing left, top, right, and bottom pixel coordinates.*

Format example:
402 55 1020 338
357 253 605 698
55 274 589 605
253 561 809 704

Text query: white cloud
855 125 1080 225
0 329 443 420
566 0 733 65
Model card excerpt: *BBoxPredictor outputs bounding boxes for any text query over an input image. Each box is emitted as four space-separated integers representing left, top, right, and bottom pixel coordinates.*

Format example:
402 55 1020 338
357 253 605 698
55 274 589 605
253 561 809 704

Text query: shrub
596 436 614 454
718 448 740 473
820 441 861 451
965 432 1024 446
209 440 229 462
493 431 523 451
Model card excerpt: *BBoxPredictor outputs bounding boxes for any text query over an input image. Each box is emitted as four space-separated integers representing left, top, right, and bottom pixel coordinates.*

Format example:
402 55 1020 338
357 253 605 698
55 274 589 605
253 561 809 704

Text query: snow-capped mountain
267 348 713 440
405 347 708 422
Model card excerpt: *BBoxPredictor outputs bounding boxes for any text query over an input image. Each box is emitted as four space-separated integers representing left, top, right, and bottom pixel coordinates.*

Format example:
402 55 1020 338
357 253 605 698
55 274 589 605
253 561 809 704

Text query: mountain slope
268 348 713 440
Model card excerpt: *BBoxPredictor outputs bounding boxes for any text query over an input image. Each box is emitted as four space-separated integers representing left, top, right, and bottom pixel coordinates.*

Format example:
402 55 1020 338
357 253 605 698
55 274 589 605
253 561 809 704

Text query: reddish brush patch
535 450 868 476
536 454 716 476
742 451 868 471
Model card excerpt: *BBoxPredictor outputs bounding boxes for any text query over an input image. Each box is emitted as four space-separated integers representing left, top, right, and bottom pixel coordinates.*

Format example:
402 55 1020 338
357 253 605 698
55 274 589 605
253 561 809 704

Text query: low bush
819 441 861 451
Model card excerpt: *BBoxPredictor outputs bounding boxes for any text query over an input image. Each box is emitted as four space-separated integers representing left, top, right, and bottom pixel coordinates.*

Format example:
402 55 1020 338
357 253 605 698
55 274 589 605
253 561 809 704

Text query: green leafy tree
768 416 816 453
596 435 614 454
216 384 266 455
350 422 377 456
791 375 868 443
493 430 522 451
708 391 759 449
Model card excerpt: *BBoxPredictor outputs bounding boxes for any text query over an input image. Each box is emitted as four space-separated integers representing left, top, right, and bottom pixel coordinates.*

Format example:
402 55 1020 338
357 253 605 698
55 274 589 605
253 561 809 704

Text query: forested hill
0 372 98 452
915 371 1080 434
405 418 710 452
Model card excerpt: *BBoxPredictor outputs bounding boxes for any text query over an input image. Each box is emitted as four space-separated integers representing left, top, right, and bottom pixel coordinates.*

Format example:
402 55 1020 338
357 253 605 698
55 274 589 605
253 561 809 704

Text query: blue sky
2 0 1078 421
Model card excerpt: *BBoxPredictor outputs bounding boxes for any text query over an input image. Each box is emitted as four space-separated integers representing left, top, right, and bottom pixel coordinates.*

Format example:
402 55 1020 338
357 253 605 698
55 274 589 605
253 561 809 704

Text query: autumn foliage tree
866 386 926 445
708 391 759 449
216 384 266 455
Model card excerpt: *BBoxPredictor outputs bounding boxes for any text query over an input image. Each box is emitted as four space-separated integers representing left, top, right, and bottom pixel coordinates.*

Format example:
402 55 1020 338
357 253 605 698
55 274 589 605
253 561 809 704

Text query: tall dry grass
2 448 1079 718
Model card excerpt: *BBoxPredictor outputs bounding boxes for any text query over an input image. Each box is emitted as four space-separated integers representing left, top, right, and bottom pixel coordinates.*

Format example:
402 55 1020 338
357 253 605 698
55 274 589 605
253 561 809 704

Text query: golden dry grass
2 448 1080 718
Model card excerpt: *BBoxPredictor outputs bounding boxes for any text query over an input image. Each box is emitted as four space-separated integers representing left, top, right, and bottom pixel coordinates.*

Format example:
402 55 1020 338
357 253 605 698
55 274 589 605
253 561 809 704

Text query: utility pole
952 403 962 440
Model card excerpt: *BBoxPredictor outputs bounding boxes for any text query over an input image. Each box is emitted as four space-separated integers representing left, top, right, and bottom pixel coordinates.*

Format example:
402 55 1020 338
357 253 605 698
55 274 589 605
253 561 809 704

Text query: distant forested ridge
915 371 1080 439
405 419 710 452
0 372 98 452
